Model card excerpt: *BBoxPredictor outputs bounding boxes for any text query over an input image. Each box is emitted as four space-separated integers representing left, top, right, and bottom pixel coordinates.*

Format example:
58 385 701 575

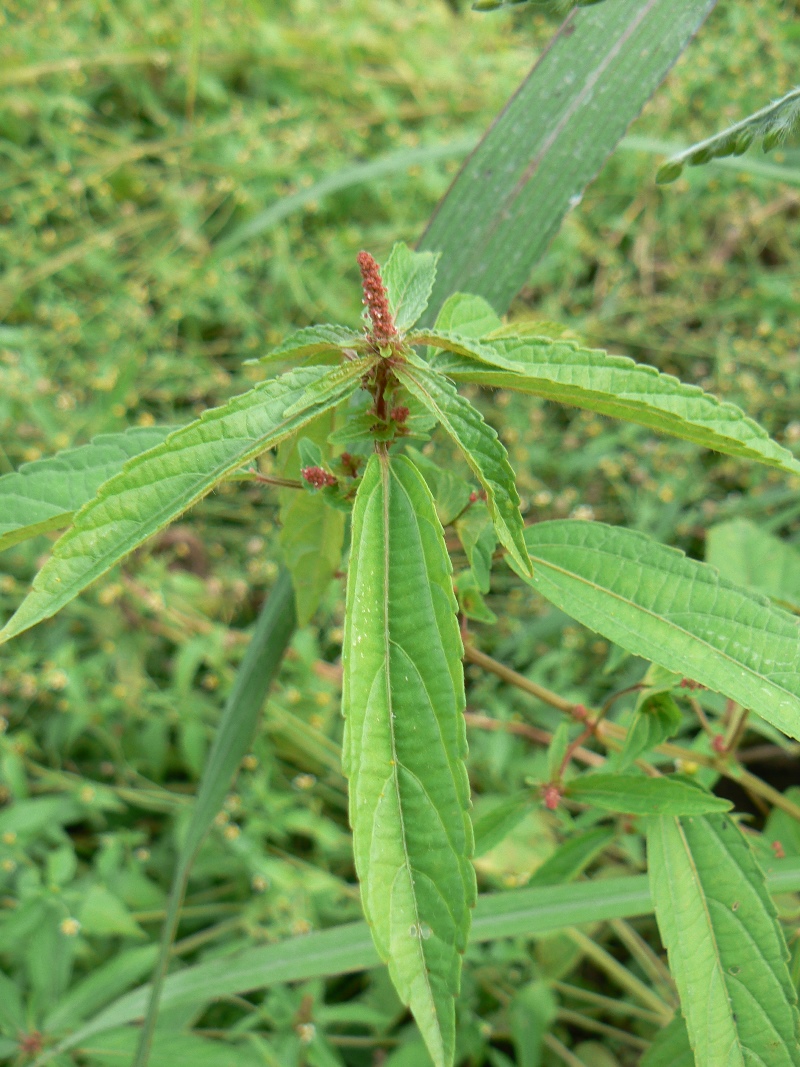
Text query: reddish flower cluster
390 405 409 423
301 466 336 489
679 678 704 690
541 783 562 811
357 251 397 341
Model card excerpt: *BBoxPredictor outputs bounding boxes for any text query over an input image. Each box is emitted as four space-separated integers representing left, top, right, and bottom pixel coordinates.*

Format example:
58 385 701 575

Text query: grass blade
38 859 800 1062
130 569 296 1067
418 0 718 318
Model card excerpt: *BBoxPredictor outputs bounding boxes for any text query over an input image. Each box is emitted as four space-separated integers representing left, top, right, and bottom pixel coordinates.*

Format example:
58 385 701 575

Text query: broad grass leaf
648 814 800 1067
567 774 730 815
0 366 358 645
415 332 800 476
0 426 172 552
417 0 718 318
706 519 800 611
395 362 531 576
517 520 800 741
381 243 438 331
343 454 475 1067
251 324 365 365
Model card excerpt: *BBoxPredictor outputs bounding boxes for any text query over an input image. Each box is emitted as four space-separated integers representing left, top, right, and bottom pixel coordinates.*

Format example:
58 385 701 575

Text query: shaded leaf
528 827 615 888
382 243 439 331
0 426 172 552
343 454 475 1067
405 446 472 527
455 503 496 594
567 774 730 815
518 520 800 742
706 519 800 612
395 362 531 576
648 814 800 1066
431 292 501 341
473 793 531 857
416 331 800 476
1 367 357 644
252 324 365 365
618 691 683 770
280 492 345 626
640 1014 694 1067
510 980 557 1067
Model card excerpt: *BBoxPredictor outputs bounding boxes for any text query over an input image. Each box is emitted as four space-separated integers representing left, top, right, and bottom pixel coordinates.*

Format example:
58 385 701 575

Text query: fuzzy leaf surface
568 774 730 815
416 332 800 476
706 519 800 612
0 426 172 551
381 242 438 331
395 362 531 576
252 324 365 365
517 520 800 741
0 366 359 644
648 814 800 1067
342 454 475 1067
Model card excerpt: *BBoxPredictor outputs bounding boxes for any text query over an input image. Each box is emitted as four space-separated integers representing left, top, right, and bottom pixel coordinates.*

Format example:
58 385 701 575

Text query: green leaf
567 774 730 815
414 331 800 476
381 242 439 331
395 362 531 577
0 366 356 645
84 1028 265 1067
281 356 375 417
473 793 531 857
0 426 173 552
528 827 615 888
405 447 472 527
44 946 158 1033
648 814 800 1066
618 691 683 770
280 491 345 626
431 293 502 340
454 570 497 624
418 0 718 319
343 454 475 1067
517 520 800 742
0 968 25 1037
509 981 557 1067
455 504 496 594
79 886 146 940
706 519 800 612
251 324 365 365
641 1015 694 1067
37 861 800 1061
657 86 800 183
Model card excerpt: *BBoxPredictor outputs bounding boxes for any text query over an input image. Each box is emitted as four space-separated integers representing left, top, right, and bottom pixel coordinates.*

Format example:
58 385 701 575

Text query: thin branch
463 711 605 768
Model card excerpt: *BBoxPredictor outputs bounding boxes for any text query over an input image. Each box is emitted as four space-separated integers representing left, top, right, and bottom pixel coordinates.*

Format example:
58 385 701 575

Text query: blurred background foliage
1 1 799 1064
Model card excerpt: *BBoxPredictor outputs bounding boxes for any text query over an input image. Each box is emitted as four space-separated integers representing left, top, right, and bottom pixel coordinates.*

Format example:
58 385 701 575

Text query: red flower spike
572 703 589 722
390 405 409 423
357 251 397 342
542 783 561 811
301 466 336 489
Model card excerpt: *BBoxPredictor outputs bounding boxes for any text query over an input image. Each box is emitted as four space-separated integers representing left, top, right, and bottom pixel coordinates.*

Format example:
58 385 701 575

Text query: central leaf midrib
529 549 799 707
378 453 436 1013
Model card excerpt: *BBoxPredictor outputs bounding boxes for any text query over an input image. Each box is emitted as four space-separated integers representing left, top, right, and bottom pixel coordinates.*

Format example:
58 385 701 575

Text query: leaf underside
0 366 360 645
394 361 531 577
419 332 800 476
0 426 173 552
648 814 800 1067
342 454 475 1067
516 520 800 742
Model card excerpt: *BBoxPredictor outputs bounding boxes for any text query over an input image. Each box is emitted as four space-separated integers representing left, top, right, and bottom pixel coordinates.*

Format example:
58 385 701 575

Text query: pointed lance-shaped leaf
514 520 800 741
0 426 174 552
342 454 475 1067
648 813 800 1067
381 242 439 332
567 774 731 816
0 366 362 645
250 324 366 366
411 330 800 477
394 361 531 577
